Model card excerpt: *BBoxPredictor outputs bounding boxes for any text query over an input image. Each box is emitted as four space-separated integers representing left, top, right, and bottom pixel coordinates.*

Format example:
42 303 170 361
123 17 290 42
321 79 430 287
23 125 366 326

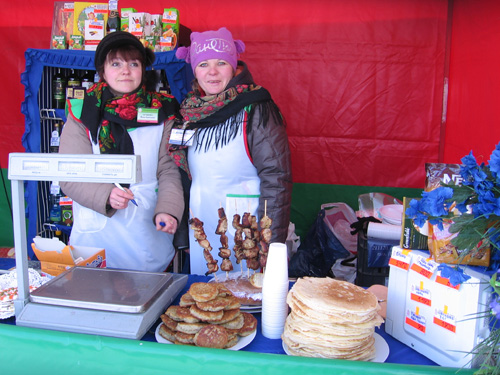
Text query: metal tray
30 267 173 313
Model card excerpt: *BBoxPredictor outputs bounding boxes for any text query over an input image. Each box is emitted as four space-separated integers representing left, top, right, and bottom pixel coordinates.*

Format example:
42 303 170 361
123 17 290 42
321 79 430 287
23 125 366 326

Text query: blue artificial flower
490 295 500 320
421 187 454 217
461 152 479 186
489 142 500 178
437 264 471 286
405 199 428 228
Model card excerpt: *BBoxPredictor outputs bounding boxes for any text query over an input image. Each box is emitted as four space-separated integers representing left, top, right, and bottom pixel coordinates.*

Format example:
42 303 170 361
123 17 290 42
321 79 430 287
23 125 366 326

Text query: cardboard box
51 2 74 49
52 35 67 50
84 19 105 50
400 197 429 250
68 35 84 50
73 2 108 37
32 236 105 277
386 247 491 368
160 8 179 51
129 12 151 45
120 7 137 32
150 14 162 37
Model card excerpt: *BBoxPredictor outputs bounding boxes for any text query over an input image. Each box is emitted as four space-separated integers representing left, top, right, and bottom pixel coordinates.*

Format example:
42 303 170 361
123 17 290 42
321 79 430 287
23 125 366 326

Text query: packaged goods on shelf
68 35 84 50
51 2 74 49
160 8 179 51
73 2 109 42
120 7 137 32
129 12 151 46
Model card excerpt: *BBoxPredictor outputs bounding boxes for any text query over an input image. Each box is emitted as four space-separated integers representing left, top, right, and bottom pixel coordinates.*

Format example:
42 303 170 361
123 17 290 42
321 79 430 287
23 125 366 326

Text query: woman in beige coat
59 31 183 272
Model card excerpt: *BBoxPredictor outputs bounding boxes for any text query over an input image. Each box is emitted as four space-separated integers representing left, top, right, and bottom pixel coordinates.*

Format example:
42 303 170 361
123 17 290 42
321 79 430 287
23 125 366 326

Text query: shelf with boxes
20 48 193 256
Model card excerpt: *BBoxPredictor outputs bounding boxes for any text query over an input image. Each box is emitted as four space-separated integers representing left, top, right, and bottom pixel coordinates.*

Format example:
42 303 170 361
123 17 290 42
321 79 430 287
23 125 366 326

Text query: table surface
0 262 438 367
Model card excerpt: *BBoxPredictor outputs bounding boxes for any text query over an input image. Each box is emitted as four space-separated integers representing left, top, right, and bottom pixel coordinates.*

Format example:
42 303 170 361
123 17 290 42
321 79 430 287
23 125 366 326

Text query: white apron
188 116 260 276
70 124 175 272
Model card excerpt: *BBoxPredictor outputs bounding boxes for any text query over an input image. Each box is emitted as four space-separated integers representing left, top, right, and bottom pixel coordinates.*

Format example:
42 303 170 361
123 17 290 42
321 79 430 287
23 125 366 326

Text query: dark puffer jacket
231 62 293 242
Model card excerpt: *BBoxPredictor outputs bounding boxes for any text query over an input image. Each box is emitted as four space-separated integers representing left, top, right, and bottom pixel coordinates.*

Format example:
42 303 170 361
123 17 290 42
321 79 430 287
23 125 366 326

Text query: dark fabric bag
289 208 351 278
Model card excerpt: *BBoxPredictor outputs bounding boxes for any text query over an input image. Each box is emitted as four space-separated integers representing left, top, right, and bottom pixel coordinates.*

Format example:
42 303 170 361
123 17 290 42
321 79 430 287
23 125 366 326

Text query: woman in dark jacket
174 27 292 276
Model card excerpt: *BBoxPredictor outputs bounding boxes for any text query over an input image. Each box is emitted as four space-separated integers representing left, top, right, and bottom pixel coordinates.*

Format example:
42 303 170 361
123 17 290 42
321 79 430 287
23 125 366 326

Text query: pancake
290 278 379 318
190 304 224 322
166 305 200 323
224 295 242 310
179 292 196 307
282 277 382 361
238 312 257 337
224 334 239 349
216 308 241 324
196 296 232 312
175 330 196 345
193 324 228 349
160 313 179 331
189 282 219 303
158 323 176 343
215 284 233 297
220 312 244 330
176 321 208 335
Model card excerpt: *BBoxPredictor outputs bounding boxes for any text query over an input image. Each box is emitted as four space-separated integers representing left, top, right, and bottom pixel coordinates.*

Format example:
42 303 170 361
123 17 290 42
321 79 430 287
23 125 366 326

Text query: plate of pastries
156 281 257 349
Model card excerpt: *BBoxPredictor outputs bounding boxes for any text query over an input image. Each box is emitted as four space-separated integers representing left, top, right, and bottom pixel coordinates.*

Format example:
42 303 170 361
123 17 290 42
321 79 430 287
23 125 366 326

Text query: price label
405 308 426 334
388 248 411 270
436 275 461 290
410 283 432 306
410 254 438 279
433 307 456 333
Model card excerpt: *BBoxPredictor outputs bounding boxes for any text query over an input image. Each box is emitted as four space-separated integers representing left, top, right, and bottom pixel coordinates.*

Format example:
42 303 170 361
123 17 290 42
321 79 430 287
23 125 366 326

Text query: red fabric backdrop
2 0 498 189
444 0 500 165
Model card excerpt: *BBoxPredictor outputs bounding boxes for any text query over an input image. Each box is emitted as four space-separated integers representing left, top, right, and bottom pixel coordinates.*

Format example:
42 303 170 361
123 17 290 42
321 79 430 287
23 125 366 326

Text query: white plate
155 322 257 350
240 305 262 313
378 204 403 225
282 333 390 363
208 271 263 310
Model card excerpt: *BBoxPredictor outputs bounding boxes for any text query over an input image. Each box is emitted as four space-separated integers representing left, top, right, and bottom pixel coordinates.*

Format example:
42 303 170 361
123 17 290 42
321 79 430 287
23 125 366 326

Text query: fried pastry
193 324 228 349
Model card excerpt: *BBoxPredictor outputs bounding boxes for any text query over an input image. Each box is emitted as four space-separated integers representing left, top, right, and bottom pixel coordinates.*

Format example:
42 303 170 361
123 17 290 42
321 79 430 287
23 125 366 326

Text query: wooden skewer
226 271 229 280
264 200 267 217
213 273 219 282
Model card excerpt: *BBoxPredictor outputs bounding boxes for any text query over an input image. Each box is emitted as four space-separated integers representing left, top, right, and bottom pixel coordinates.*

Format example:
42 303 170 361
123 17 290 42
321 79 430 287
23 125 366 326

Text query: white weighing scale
8 153 187 339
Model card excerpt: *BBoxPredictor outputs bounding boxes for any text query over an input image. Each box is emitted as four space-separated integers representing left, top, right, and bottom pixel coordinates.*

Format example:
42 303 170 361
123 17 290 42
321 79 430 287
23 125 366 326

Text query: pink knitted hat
176 27 245 73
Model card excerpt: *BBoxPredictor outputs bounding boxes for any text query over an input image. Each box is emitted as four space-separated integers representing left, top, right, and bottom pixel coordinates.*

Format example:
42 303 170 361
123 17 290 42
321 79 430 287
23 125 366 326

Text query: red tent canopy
2 0 500 188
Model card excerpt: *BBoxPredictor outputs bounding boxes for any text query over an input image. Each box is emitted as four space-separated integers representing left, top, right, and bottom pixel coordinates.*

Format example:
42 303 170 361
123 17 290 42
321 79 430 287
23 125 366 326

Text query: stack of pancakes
158 282 257 348
282 277 384 361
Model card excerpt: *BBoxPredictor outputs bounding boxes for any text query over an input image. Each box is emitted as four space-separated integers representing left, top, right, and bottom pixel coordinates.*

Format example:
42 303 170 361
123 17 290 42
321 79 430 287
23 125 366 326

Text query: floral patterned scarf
81 81 180 154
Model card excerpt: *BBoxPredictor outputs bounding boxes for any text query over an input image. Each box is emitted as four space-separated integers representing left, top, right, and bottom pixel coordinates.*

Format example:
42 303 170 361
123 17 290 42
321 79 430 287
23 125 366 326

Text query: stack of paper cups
261 242 289 339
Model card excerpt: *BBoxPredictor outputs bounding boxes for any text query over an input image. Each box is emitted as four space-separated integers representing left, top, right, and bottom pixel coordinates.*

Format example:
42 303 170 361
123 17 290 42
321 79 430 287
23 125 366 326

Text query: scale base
16 273 187 340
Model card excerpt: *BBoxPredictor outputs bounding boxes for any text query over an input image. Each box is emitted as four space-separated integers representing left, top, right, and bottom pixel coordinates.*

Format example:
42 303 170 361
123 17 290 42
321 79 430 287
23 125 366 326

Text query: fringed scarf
169 62 285 178
81 81 180 154
179 84 278 151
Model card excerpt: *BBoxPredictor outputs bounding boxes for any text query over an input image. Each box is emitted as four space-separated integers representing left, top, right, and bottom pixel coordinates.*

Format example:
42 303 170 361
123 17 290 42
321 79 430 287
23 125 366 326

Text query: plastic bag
289 206 352 278
322 203 358 255
357 193 402 220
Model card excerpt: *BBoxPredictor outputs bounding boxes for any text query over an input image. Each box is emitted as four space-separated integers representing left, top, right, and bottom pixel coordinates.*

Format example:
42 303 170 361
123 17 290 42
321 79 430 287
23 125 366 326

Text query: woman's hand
108 186 135 209
155 213 178 234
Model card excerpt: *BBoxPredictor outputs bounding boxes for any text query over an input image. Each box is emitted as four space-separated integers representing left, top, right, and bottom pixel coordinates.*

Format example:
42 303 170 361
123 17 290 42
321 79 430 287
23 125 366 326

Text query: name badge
170 128 195 146
137 108 159 123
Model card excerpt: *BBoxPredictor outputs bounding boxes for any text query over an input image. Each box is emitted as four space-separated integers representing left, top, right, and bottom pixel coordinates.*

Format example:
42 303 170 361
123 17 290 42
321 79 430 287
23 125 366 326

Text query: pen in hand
114 183 138 206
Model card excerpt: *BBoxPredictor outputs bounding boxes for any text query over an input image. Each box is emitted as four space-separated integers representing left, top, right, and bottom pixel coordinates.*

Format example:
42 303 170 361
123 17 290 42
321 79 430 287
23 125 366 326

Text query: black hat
94 31 155 69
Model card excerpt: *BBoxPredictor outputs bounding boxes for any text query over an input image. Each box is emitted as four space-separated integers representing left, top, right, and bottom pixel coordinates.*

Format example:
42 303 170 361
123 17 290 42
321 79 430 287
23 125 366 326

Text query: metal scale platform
9 153 187 339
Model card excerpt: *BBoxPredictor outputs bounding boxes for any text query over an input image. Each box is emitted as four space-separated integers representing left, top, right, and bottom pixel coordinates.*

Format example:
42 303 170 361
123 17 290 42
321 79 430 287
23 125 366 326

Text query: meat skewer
189 216 218 279
216 207 233 278
258 201 273 271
